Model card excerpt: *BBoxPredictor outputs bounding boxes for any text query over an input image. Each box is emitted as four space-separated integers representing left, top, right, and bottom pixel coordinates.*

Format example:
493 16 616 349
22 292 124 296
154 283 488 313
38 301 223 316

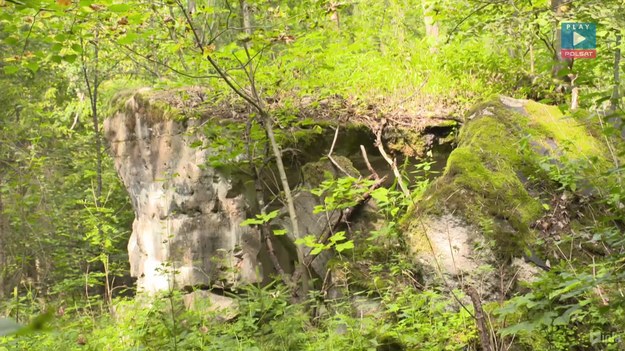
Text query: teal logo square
562 23 596 50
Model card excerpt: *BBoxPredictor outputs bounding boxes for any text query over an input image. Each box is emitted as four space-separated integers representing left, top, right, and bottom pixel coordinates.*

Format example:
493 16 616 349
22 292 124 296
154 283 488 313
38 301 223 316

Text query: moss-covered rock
405 96 610 293
109 88 185 123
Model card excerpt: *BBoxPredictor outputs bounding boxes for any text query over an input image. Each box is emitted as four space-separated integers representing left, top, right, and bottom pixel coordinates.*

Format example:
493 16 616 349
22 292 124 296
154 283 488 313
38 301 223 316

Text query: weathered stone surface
103 89 367 293
103 87 456 295
416 214 483 277
104 89 262 293
407 96 610 296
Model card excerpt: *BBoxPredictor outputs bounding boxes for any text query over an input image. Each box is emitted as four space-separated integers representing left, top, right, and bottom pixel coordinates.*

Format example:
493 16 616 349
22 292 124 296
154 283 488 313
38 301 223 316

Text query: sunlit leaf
335 240 354 252
108 3 129 12
273 229 287 236
3 65 19 74
117 33 138 45
25 61 39 73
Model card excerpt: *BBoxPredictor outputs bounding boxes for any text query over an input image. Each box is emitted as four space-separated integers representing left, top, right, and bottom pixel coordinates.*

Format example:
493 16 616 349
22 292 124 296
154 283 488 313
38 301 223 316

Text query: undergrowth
1 283 476 351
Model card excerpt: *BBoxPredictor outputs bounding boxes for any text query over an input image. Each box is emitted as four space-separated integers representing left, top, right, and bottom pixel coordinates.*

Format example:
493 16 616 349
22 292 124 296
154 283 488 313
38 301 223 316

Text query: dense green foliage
1 286 477 350
1 0 625 350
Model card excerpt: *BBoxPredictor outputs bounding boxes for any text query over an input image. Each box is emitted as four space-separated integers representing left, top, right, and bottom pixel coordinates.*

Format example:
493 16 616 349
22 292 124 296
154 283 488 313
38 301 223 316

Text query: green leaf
63 54 78 63
273 229 287 236
240 210 280 226
117 33 139 45
25 61 39 73
4 36 18 46
500 321 536 336
50 43 64 52
295 235 319 248
71 43 83 53
310 246 323 255
553 305 581 325
54 33 67 42
335 240 354 252
108 3 130 12
240 217 263 226
328 231 346 244
370 188 389 203
537 311 557 326
3 65 19 75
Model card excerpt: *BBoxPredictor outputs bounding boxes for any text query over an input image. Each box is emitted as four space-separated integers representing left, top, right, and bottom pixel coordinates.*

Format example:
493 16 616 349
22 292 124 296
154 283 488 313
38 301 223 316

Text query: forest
0 0 624 350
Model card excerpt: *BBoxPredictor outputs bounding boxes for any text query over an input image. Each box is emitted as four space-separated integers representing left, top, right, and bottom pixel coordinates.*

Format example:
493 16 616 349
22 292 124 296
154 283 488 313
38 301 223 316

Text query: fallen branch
375 120 410 197
360 145 380 180
328 126 352 176
465 285 493 351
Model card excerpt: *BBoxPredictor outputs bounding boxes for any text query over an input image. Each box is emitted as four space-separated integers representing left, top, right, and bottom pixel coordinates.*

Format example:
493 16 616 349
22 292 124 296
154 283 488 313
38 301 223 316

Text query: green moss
388 129 428 157
108 88 183 123
406 97 610 259
419 115 543 257
436 119 460 127
524 101 606 161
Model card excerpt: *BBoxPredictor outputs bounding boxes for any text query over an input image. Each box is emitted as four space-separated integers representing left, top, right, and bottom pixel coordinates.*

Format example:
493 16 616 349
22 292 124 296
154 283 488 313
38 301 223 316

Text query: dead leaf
277 33 295 44
203 44 216 56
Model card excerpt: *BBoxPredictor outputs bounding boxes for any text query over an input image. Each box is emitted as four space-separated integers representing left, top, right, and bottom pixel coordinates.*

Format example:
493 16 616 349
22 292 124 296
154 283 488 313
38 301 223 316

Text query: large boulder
406 96 610 296
104 89 263 293
103 88 381 293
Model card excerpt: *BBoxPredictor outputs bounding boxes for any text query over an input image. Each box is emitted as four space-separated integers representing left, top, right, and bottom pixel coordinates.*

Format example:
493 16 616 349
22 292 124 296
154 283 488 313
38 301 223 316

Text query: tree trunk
550 0 575 106
610 34 622 114
82 30 111 306
0 183 5 299
262 114 308 296
239 0 251 39
551 0 570 67
571 74 579 110
237 0 307 295
466 286 493 351
422 1 439 40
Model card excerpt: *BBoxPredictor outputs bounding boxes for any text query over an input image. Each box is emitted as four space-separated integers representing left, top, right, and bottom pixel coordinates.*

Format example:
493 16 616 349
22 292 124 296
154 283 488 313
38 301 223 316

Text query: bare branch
375 121 410 196
328 126 352 176
122 44 219 79
360 145 381 180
